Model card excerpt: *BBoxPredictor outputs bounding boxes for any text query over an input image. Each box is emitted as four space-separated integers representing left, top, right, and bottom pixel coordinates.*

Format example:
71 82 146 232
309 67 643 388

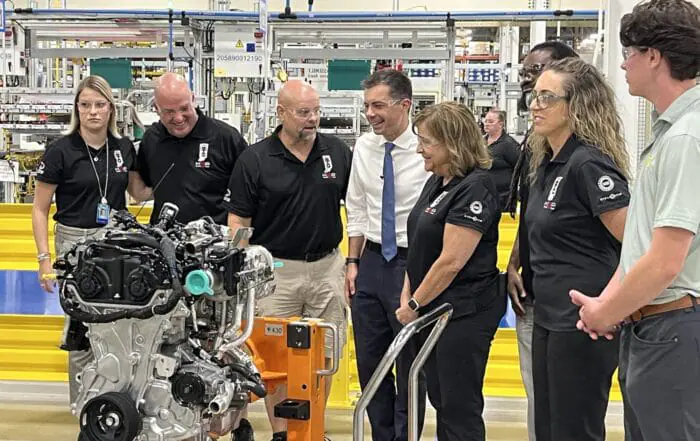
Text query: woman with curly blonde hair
525 57 631 441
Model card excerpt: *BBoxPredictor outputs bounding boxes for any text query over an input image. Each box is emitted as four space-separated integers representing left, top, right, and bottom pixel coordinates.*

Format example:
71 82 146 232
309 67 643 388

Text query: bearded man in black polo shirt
130 72 248 224
225 80 352 441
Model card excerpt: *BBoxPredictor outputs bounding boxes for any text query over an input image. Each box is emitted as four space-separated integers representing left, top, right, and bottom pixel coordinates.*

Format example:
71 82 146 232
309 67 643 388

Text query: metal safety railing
352 302 454 441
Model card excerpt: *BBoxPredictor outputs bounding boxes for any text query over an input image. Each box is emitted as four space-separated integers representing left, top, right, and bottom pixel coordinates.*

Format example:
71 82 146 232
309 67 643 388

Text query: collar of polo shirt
547 134 580 165
268 125 329 157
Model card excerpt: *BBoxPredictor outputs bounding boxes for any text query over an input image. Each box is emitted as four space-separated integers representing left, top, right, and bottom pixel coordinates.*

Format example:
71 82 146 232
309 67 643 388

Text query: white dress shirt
346 125 430 248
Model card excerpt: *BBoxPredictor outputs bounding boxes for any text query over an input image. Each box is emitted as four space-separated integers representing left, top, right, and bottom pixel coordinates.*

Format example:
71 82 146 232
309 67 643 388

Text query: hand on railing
395 301 418 325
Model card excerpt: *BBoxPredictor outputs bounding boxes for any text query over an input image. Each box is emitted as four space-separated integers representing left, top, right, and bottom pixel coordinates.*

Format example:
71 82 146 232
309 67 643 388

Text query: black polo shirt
487 131 520 208
136 109 247 225
223 126 352 259
406 170 501 319
36 132 136 228
525 135 630 331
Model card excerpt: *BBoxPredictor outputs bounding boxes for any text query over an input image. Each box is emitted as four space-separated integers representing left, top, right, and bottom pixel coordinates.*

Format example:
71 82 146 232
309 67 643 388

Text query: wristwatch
346 257 360 266
407 297 420 312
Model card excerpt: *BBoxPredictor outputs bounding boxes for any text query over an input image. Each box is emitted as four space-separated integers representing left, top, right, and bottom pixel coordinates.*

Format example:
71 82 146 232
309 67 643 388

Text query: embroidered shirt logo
425 191 448 215
321 154 336 179
113 150 127 173
195 143 211 169
597 175 614 192
544 176 563 210
470 201 483 215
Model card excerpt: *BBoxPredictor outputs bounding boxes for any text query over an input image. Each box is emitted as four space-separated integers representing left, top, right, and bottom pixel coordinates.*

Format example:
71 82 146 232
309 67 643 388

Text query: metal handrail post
352 303 453 441
408 308 452 441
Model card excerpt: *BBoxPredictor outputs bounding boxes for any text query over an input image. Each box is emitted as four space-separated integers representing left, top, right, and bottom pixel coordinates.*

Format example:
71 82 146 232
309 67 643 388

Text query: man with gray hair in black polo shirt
225 80 352 441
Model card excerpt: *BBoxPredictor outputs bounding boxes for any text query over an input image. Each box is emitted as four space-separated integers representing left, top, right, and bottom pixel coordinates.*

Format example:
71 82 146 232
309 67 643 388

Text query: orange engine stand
246 317 330 441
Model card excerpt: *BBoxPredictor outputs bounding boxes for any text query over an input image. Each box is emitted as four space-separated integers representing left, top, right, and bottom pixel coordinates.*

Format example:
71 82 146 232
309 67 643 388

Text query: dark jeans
351 247 426 441
532 324 618 441
419 292 505 441
619 303 700 441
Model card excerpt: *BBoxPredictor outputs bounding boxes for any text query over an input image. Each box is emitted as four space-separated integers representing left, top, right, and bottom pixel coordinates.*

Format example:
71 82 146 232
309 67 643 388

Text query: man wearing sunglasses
225 80 352 441
504 41 578 441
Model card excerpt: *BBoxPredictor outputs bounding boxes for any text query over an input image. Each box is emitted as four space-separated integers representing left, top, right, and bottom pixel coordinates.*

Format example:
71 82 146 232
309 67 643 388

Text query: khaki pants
257 249 347 358
54 222 102 406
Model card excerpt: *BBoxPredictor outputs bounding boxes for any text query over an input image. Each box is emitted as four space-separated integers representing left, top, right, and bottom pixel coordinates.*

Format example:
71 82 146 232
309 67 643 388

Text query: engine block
55 203 275 441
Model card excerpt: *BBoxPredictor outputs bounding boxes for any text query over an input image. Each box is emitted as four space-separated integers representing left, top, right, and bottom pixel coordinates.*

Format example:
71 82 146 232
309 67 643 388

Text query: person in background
572 1 700 440
345 69 428 441
130 72 247 225
395 101 505 441
503 41 578 441
225 80 352 441
526 57 630 441
31 75 140 406
483 109 519 209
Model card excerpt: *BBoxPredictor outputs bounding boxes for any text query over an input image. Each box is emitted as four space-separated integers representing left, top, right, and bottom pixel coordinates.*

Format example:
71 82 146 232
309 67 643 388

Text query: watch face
408 299 419 311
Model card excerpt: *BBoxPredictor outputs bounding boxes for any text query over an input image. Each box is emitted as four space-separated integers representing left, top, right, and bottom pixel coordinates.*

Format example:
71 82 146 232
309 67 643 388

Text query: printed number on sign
216 54 264 62
265 324 284 337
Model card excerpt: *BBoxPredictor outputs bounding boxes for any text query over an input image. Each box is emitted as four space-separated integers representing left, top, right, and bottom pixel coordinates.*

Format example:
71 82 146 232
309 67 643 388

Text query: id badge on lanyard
87 139 111 225
96 197 110 225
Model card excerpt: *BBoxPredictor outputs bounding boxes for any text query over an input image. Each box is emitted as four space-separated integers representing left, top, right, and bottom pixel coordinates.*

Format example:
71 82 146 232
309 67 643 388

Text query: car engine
54 203 276 441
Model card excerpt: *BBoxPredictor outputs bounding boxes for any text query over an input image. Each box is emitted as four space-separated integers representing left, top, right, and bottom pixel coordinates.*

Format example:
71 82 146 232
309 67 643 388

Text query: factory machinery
52 202 339 441
0 7 602 202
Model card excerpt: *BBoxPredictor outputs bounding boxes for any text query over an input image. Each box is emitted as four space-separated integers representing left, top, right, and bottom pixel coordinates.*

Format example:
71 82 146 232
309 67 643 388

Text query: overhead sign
215 27 264 78
288 63 328 80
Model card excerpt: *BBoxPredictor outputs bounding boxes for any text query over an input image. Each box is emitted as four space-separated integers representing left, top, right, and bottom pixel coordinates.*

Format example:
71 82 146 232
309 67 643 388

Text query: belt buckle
625 309 643 324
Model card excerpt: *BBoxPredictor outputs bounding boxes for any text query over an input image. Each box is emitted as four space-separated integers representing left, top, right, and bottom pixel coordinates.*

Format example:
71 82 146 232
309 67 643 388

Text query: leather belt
626 294 699 323
302 249 335 262
365 240 408 259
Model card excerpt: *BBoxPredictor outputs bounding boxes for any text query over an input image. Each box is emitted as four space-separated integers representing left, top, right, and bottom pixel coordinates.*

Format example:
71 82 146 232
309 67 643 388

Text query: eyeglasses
528 90 567 109
362 99 401 113
77 101 110 112
622 46 649 61
519 63 545 78
289 107 322 119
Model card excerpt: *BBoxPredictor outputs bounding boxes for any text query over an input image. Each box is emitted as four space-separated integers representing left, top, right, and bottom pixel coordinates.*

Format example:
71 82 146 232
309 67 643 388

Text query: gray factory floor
0 381 625 441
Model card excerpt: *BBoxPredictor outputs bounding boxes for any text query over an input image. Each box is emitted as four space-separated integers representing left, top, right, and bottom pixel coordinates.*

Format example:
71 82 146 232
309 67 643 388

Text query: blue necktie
381 142 397 262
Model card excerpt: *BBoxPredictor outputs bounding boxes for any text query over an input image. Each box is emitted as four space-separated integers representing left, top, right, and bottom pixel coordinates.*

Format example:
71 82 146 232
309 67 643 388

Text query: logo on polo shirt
37 162 45 174
597 175 614 192
470 201 483 215
321 154 336 179
113 150 127 173
544 176 563 210
425 191 448 215
223 189 231 202
195 143 211 169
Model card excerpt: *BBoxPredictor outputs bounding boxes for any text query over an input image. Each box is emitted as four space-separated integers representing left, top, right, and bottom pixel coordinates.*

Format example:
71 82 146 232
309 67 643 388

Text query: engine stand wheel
79 392 142 441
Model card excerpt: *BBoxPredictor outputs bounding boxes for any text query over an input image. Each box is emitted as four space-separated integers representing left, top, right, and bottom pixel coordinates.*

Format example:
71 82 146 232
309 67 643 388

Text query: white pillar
604 0 647 175
499 24 521 133
529 0 549 49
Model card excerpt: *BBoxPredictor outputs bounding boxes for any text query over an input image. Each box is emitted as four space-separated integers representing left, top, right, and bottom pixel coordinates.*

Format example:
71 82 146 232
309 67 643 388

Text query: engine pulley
79 392 142 441
171 373 207 406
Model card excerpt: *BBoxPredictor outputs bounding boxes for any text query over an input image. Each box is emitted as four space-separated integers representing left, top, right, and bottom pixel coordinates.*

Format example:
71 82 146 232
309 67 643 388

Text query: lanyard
86 138 109 204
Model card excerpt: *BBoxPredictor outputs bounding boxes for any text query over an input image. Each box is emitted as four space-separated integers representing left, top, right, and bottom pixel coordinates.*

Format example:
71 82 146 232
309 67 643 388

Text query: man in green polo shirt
569 0 700 440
